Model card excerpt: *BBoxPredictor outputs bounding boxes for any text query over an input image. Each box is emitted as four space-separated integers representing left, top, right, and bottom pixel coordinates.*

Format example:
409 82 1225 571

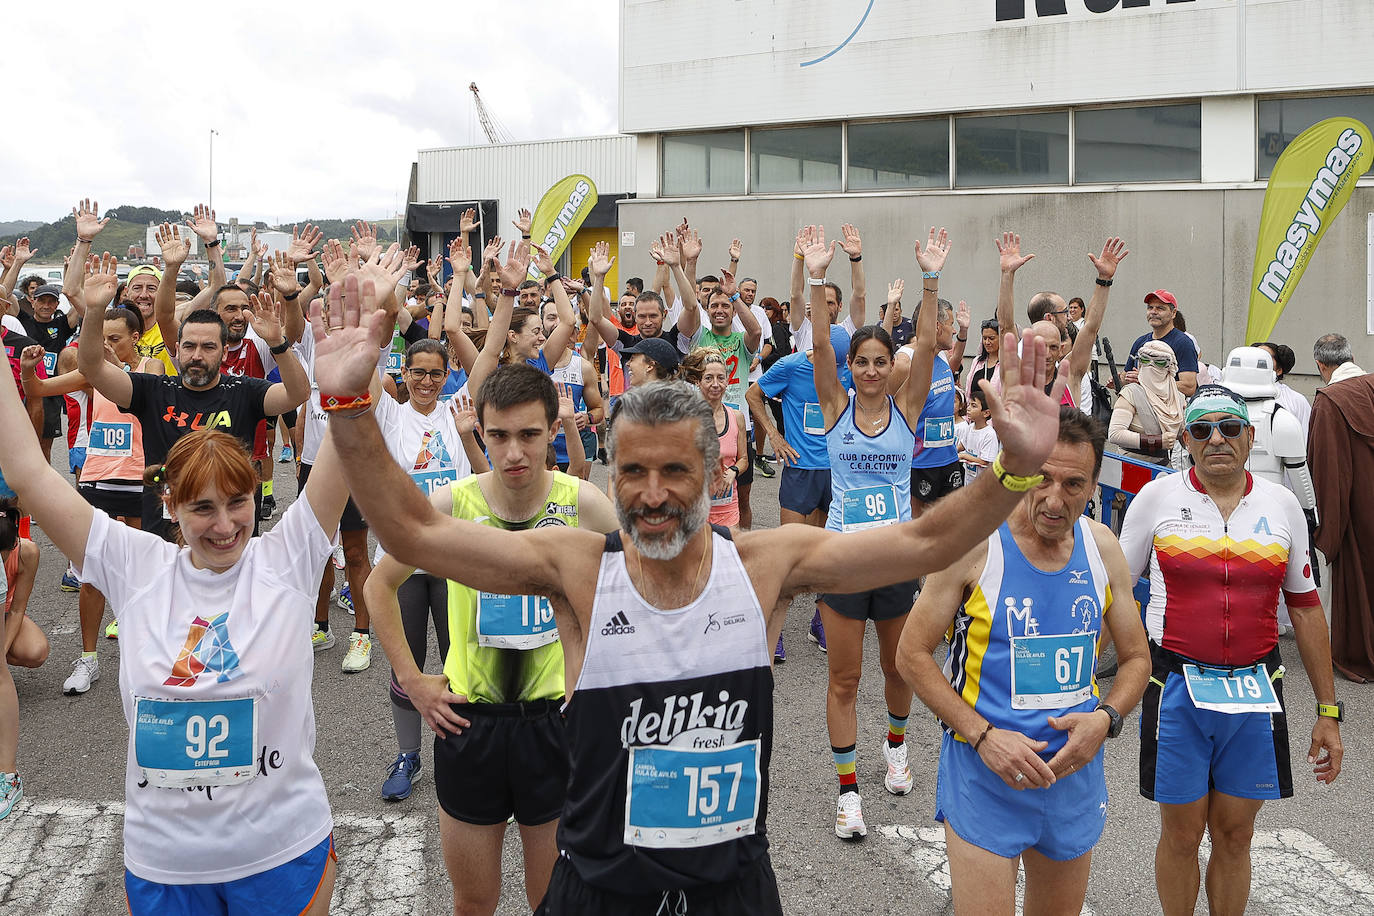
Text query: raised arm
465 242 529 397
941 300 971 374
532 244 576 367
662 235 699 342
586 241 621 346
721 268 762 352
899 228 952 423
267 251 307 345
20 347 86 399
1067 238 1128 393
802 227 846 423
151 223 190 357
556 381 589 479
247 291 309 415
449 393 490 472
881 280 903 337
995 231 1035 339
187 203 226 300
0 238 36 307
679 226 702 290
789 226 809 332
839 223 866 327
70 245 132 407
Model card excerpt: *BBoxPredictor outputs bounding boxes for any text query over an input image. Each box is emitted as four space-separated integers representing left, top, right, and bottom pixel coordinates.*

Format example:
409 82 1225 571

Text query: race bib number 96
624 741 761 849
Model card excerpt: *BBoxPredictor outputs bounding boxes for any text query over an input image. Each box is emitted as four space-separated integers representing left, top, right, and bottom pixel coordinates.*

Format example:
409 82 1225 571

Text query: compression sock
392 701 422 756
260 480 274 498
832 744 858 796
315 619 330 634
887 712 908 748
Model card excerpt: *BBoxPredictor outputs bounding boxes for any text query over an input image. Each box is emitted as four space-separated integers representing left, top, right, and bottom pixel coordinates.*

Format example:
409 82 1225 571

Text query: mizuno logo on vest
602 611 636 636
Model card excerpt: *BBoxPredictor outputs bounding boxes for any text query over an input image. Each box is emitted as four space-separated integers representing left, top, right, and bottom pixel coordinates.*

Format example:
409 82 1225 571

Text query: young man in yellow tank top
365 364 618 915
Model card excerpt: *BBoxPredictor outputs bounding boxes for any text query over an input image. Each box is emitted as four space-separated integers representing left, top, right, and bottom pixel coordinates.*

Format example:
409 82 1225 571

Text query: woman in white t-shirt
0 301 353 913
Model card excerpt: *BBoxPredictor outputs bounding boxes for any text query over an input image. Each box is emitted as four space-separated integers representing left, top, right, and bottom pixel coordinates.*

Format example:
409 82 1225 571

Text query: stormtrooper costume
1221 346 1319 628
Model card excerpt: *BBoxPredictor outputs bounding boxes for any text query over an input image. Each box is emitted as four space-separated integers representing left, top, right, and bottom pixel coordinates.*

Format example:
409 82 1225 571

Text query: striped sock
832 744 858 796
887 712 908 748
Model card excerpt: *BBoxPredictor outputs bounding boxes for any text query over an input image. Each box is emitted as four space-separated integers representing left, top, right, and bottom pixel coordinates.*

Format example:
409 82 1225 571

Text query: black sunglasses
1186 418 1248 441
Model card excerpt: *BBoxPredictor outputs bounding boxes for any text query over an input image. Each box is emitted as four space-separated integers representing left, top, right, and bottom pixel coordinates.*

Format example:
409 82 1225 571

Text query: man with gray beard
318 274 1068 913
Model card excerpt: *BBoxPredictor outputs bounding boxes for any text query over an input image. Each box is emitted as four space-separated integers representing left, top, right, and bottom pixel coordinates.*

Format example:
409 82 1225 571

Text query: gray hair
1313 333 1352 368
607 381 720 472
912 297 954 323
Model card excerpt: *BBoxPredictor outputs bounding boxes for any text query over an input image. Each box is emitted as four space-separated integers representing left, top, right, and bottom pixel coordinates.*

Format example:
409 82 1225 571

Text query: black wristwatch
269 339 292 356
1097 704 1123 739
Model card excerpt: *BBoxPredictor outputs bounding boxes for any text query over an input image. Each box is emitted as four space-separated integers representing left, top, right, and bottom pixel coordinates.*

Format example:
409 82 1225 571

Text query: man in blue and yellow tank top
899 408 1150 915
364 365 619 915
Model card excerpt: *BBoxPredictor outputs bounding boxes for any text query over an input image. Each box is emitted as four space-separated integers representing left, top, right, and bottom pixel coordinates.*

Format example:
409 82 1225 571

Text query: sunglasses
406 368 448 381
1137 356 1172 369
1186 418 1248 440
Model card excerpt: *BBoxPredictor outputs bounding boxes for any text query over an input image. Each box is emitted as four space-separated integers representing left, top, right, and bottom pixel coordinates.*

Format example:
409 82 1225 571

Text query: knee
1208 818 1256 857
828 669 861 704
453 891 500 915
342 539 371 569
1160 817 1207 857
11 638 49 669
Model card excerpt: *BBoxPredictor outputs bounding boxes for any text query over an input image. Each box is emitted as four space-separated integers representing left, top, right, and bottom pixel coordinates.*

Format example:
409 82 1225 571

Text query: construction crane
469 83 513 145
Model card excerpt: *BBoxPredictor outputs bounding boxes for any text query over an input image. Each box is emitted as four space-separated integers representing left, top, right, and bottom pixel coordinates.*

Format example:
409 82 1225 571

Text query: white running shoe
342 632 372 673
63 655 100 695
883 742 914 796
835 792 867 841
331 544 346 570
311 624 336 652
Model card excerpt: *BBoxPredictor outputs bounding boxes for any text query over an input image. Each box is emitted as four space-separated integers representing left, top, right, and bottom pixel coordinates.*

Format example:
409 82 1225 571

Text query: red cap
1144 289 1177 308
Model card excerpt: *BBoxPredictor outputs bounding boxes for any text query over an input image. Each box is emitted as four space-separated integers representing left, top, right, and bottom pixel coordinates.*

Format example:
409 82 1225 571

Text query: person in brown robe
1309 370 1374 682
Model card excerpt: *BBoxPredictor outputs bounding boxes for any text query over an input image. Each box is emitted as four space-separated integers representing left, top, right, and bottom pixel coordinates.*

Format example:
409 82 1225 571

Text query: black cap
621 336 681 373
34 284 63 300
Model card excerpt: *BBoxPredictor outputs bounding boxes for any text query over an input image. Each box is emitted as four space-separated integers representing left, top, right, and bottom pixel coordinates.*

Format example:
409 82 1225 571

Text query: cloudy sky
2 0 619 226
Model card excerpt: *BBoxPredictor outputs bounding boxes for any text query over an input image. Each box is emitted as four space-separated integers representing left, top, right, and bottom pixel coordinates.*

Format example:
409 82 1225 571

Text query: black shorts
434 701 568 826
42 395 63 439
736 440 756 487
536 850 783 916
821 578 920 622
911 460 965 505
297 462 367 532
778 466 832 517
78 483 142 520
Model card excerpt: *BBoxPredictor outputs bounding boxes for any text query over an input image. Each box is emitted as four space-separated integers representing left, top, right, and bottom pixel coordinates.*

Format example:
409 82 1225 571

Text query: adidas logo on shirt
601 611 636 636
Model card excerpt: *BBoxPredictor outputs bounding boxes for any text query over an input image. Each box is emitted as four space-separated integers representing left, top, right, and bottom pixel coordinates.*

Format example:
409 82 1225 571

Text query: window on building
1258 93 1374 179
1075 103 1201 183
662 131 745 196
847 119 950 190
955 112 1069 187
750 125 842 193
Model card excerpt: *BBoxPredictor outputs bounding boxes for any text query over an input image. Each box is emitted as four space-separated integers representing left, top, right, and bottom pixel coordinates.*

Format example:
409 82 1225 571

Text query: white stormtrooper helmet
1220 346 1278 400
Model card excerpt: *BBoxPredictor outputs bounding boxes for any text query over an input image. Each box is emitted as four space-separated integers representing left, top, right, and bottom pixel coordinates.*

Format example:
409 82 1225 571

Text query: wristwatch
1097 704 1123 739
1317 701 1344 722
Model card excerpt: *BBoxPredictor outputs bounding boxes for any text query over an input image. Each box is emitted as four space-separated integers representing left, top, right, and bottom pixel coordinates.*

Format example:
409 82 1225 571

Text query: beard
182 361 219 387
616 485 710 561
226 323 247 344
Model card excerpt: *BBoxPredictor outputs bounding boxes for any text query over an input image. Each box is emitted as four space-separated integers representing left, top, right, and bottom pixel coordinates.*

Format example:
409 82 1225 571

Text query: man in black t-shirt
18 284 82 461
2 326 46 436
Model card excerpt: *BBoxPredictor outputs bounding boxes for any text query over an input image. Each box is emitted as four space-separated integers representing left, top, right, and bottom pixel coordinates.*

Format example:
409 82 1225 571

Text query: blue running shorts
125 833 334 916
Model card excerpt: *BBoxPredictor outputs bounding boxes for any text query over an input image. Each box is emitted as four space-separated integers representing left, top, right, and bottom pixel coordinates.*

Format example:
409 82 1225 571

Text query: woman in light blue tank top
806 225 952 839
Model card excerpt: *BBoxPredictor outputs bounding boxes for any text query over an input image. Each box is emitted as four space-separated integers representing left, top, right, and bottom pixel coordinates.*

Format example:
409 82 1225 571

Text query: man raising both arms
1120 385 1341 915
317 280 1068 913
899 408 1150 914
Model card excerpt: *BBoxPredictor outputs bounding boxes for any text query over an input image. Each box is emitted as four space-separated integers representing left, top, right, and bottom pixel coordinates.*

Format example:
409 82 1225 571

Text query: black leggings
389 572 451 710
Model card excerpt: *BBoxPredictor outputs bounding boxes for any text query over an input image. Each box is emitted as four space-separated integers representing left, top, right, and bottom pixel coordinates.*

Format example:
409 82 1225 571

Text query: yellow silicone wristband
992 452 1045 492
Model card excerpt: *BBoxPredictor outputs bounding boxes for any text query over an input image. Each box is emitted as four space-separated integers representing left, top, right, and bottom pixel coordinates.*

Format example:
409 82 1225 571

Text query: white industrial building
411 0 1374 380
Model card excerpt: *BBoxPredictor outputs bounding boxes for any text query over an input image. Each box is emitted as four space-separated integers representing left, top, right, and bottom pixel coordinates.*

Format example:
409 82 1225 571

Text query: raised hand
0 247 11 271
728 237 742 262
350 220 380 262
481 236 503 270
658 232 681 268
322 238 350 284
186 204 219 245
400 245 423 276
719 267 737 298
496 240 532 291
981 329 1064 476
793 225 809 259
913 226 952 275
887 279 904 310
156 224 190 267
956 299 970 333
12 238 35 266
679 227 703 264
447 235 472 275
246 290 286 344
512 208 533 237
72 199 110 241
587 240 615 278
459 207 478 234
269 251 300 296
360 243 409 296
310 274 390 398
802 224 839 278
531 243 556 279
997 231 1034 274
286 224 324 264
1088 236 1129 281
83 252 120 310
839 223 862 260
450 392 479 435
19 345 44 376
555 381 577 426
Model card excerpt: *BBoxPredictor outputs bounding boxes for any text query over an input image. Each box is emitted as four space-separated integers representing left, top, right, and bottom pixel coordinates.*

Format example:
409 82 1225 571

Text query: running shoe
259 494 276 521
0 773 22 821
311 624 336 652
381 752 423 801
834 792 867 841
60 569 81 593
63 655 99 695
755 456 776 478
342 632 372 673
883 742 914 796
105 620 118 640
761 452 777 462
774 636 785 663
278 445 294 463
808 610 827 653
337 585 354 614
331 544 346 570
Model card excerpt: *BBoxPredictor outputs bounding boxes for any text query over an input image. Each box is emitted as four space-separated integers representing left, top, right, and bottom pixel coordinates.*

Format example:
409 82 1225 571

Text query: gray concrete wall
618 187 1374 398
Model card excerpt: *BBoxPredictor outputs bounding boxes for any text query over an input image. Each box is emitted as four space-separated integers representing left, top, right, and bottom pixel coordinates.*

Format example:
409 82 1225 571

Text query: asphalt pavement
3 445 1371 915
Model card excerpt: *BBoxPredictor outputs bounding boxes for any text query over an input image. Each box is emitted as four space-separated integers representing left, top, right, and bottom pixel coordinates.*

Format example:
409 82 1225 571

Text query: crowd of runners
0 197 1352 914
